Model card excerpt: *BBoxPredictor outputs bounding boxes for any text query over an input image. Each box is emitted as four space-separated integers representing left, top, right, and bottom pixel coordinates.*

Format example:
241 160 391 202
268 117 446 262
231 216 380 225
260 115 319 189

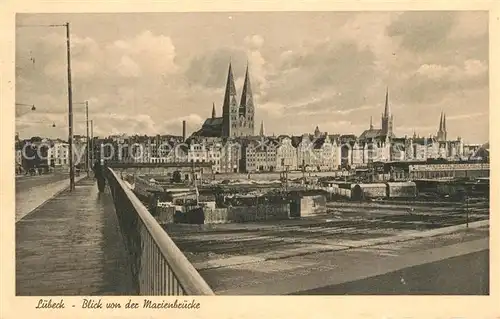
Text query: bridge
15 167 489 295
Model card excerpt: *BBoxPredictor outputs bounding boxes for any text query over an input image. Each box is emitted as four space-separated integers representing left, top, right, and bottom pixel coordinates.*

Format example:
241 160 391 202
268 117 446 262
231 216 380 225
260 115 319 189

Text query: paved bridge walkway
16 178 135 296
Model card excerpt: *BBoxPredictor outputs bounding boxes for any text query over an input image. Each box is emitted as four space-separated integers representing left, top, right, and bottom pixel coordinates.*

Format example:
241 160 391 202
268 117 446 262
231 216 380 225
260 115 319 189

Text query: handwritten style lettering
143 299 201 309
35 299 65 309
81 298 103 309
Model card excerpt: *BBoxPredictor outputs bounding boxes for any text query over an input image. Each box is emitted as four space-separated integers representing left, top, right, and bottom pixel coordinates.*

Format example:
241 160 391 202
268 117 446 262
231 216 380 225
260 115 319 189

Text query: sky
15 11 489 144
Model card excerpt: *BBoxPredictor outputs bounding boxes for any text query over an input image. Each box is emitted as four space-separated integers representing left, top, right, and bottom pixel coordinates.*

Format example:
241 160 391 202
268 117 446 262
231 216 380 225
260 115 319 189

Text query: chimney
182 120 186 141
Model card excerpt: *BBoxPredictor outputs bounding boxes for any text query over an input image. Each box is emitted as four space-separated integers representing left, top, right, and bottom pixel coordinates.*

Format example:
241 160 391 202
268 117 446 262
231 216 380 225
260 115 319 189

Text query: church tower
238 63 255 136
381 87 394 137
221 61 255 137
222 63 238 137
314 126 321 138
437 111 448 142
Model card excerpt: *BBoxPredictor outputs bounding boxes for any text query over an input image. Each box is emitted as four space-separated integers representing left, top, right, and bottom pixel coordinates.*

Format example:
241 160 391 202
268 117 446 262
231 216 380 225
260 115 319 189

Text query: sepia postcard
1 1 499 319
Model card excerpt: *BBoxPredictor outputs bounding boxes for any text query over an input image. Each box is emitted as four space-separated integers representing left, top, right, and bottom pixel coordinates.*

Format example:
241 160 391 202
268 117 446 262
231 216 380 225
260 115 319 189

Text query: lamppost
458 188 469 229
16 120 57 127
16 103 36 111
74 101 90 176
18 22 75 190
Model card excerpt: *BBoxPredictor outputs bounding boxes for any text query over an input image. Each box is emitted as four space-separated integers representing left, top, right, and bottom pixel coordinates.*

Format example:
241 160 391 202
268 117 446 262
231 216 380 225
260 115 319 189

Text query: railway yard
166 196 489 294
130 162 490 294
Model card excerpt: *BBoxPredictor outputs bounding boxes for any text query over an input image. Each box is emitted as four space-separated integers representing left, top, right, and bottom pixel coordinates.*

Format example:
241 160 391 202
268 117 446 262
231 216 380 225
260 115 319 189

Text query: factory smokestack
182 120 186 141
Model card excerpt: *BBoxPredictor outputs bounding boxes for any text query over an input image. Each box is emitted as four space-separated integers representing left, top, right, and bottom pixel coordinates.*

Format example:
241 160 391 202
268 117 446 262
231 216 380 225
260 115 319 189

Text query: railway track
170 213 489 257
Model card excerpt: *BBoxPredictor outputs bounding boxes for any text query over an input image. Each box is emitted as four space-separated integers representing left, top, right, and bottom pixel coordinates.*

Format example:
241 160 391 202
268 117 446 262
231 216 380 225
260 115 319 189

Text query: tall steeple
259 120 264 136
239 63 254 116
238 61 255 136
439 112 443 131
437 111 448 142
370 116 373 130
224 63 237 98
384 86 390 117
212 102 216 119
314 126 321 138
222 62 238 137
381 86 394 136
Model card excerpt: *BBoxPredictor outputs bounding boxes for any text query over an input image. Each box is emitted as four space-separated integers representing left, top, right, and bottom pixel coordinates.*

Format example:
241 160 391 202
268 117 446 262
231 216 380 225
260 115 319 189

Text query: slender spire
443 113 447 131
384 86 390 117
259 120 264 136
314 125 321 138
370 116 373 130
222 61 238 137
239 62 253 114
439 112 443 131
225 62 237 97
212 102 216 118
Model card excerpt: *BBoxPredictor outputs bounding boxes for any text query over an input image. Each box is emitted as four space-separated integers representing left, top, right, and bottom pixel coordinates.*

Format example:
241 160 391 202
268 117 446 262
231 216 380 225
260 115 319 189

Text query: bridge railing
105 167 214 295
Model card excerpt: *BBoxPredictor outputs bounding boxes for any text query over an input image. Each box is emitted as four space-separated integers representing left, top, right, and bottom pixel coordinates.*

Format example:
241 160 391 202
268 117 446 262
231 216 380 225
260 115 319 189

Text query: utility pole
66 22 75 191
85 101 90 176
302 159 306 186
191 159 195 185
90 120 94 168
466 192 469 228
285 164 290 192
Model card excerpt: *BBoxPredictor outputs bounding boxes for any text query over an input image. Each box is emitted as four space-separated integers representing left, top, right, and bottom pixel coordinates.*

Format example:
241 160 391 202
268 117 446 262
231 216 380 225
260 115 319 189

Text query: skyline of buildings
15 12 489 143
15 60 487 146
15 59 487 174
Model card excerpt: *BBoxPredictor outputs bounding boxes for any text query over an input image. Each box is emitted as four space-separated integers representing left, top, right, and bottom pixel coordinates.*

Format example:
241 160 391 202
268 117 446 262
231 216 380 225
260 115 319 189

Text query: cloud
184 47 248 89
446 112 487 121
244 35 264 50
106 31 178 75
417 59 487 80
386 12 456 52
116 55 141 77
416 64 453 79
39 30 177 81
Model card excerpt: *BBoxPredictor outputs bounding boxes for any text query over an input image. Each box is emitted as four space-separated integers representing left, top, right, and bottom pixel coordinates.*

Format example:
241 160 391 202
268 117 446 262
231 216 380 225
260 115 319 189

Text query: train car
386 181 417 198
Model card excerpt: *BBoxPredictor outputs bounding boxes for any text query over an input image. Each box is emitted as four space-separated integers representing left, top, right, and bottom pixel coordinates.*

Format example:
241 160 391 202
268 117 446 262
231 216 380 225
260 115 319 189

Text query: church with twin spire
192 62 256 138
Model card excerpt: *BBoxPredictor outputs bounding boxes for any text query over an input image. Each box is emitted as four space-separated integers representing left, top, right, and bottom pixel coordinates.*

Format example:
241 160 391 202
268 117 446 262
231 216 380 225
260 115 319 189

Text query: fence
105 167 214 295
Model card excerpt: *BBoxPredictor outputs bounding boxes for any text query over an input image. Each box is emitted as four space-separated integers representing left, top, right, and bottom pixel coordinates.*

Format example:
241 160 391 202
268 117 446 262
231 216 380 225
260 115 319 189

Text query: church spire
443 113 447 131
222 62 238 137
239 62 253 115
384 86 390 117
439 112 443 131
225 62 237 97
212 102 216 118
314 125 321 138
259 120 264 136
370 116 373 130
